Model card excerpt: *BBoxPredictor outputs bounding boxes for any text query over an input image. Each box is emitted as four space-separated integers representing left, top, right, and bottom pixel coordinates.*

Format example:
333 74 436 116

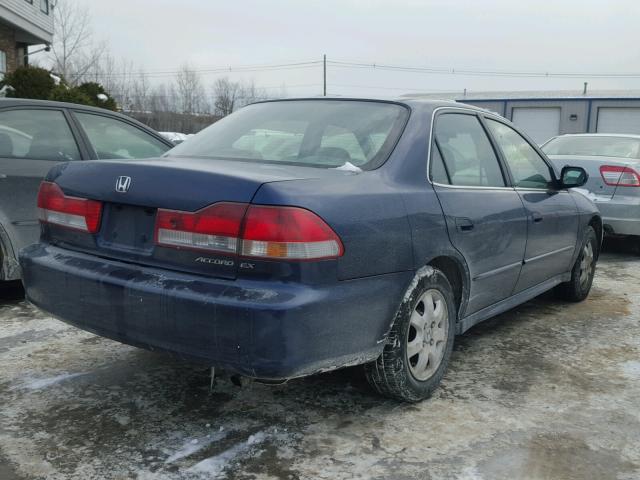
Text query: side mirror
560 166 588 188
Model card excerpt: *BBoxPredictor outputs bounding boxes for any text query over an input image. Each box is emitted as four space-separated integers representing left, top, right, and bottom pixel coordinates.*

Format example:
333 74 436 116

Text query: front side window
432 113 505 187
75 113 170 160
168 100 409 170
486 119 554 189
0 109 80 161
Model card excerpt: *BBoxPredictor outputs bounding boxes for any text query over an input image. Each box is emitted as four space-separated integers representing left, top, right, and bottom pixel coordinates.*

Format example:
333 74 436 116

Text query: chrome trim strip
473 261 523 281
432 182 515 191
524 245 575 264
515 187 568 193
11 220 39 227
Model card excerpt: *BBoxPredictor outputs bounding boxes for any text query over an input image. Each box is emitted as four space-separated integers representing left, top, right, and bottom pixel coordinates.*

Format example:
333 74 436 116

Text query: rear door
430 110 528 315
484 117 579 292
0 107 84 253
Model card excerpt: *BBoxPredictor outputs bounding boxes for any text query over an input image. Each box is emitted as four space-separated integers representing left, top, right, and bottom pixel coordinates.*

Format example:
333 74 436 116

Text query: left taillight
37 181 103 233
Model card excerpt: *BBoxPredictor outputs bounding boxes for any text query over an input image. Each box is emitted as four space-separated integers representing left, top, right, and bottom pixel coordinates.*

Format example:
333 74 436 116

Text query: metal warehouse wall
459 98 640 134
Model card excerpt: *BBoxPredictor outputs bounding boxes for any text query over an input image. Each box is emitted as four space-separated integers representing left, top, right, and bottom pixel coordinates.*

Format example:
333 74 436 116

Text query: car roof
552 133 640 140
251 96 492 114
0 97 173 146
0 97 127 115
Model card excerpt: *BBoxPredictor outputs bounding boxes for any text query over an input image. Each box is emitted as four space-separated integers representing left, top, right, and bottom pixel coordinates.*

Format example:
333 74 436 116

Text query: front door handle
0 173 6 179
455 217 475 232
532 212 543 223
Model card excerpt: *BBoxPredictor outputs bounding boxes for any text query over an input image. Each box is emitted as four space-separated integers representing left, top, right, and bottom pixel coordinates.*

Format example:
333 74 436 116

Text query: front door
484 118 579 292
430 111 528 316
0 108 82 254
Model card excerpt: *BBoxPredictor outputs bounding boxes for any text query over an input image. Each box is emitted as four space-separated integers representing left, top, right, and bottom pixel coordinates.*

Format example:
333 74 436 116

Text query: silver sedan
542 134 640 238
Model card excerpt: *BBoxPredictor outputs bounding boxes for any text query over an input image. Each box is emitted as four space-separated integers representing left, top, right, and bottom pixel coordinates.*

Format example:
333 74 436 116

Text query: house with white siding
0 0 53 78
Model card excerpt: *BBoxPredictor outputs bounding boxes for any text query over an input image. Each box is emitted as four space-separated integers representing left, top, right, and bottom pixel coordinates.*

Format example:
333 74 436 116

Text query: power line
327 59 640 79
72 60 323 78
69 55 640 80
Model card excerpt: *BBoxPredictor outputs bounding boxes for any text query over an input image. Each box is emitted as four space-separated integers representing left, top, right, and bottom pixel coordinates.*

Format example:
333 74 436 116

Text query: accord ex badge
115 176 132 193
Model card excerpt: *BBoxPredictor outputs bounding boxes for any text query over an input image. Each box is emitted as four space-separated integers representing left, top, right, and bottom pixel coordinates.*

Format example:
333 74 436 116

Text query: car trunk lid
46 157 350 279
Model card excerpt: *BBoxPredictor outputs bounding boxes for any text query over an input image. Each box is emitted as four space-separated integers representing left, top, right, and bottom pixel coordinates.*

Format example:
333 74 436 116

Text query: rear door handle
455 217 475 232
532 212 543 223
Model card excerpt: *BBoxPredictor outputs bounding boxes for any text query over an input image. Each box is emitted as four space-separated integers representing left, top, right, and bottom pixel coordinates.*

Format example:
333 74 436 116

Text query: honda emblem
115 176 131 193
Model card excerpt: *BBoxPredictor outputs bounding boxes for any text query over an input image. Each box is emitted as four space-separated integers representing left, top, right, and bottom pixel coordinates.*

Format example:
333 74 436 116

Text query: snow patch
187 431 268 477
403 265 435 302
164 430 227 464
333 161 363 173
18 372 87 390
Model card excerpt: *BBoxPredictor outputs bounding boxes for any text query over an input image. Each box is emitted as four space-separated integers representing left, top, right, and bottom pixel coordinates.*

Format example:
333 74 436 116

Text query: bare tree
175 64 206 115
212 77 240 116
50 0 104 84
212 77 272 116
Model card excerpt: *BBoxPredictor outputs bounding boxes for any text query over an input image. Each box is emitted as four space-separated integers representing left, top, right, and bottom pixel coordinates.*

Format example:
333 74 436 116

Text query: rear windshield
542 136 640 158
166 100 409 169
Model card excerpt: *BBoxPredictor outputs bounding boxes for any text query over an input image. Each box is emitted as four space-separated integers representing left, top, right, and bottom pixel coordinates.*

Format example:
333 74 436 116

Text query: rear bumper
20 243 412 379
597 195 640 236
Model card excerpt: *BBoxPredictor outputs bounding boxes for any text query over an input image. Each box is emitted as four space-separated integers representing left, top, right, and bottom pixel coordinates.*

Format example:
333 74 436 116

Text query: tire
556 226 598 302
365 267 456 402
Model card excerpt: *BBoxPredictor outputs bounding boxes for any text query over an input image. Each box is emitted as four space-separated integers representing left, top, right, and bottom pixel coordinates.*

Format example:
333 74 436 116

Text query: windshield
166 100 409 169
542 136 640 158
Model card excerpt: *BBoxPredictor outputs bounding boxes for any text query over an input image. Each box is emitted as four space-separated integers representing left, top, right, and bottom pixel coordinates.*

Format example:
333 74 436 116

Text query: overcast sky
66 0 640 98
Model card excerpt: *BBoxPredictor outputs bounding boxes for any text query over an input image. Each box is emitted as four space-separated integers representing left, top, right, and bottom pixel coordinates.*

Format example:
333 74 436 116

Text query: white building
407 90 640 145
0 0 53 78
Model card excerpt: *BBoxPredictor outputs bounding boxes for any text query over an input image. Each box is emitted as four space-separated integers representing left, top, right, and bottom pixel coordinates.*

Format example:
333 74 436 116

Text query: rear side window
432 113 505 187
75 112 169 160
168 100 409 170
0 109 80 161
486 119 553 189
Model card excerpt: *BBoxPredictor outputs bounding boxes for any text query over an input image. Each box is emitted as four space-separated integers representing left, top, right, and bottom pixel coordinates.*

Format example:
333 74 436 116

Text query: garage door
596 108 640 134
511 107 561 145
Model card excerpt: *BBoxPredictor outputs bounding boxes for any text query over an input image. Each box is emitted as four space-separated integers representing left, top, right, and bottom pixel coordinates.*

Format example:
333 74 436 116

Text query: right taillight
153 203 344 260
600 165 640 187
241 205 344 260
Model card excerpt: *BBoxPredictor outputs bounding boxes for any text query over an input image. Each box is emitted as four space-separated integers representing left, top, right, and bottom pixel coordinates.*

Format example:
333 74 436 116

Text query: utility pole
323 54 327 96
583 82 588 95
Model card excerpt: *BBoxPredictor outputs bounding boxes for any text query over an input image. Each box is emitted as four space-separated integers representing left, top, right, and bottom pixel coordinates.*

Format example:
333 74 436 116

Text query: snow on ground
1 243 639 479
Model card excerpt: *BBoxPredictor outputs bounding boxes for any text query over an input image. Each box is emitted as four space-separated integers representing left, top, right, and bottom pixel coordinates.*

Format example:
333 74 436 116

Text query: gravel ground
1 240 639 480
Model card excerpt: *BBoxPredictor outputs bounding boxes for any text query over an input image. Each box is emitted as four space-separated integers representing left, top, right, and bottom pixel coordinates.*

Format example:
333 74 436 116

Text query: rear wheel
365 268 456 402
556 226 598 302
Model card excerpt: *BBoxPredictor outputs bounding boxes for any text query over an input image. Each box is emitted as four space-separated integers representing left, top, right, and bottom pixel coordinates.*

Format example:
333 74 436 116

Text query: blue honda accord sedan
20 98 601 402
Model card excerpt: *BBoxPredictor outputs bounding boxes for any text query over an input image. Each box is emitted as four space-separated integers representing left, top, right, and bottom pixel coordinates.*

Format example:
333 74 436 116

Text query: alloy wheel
406 289 449 381
579 241 595 289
